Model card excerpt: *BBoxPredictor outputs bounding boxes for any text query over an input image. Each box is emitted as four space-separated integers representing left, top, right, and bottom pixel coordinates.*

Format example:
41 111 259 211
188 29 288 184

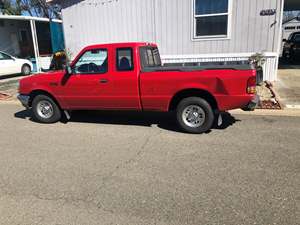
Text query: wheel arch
21 63 31 71
29 89 61 109
168 89 219 112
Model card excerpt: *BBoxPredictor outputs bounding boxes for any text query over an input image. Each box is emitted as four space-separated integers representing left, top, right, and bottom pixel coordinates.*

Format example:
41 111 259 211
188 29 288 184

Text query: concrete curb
230 108 300 117
285 104 300 109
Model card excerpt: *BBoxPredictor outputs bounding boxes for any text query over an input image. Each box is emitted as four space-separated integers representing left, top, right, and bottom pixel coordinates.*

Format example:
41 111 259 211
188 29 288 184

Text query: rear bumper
17 94 30 108
242 95 260 111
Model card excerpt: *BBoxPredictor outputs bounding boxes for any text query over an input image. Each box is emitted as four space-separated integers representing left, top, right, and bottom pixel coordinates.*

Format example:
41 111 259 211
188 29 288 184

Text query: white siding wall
61 0 283 81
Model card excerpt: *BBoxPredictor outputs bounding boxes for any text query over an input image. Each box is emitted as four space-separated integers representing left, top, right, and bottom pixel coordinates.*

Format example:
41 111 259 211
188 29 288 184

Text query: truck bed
142 61 253 72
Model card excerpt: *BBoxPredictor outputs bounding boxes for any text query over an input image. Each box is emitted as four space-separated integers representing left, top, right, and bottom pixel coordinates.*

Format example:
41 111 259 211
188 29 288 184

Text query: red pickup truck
18 42 258 134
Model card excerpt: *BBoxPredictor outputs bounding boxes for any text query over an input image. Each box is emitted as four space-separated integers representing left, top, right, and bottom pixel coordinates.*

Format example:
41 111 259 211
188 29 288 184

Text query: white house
50 0 300 81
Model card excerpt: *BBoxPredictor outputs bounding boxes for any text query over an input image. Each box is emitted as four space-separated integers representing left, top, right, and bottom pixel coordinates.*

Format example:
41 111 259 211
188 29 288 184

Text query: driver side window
74 49 108 74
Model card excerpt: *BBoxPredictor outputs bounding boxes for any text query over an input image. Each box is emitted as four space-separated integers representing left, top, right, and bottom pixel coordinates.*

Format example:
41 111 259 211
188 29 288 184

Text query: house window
193 0 231 39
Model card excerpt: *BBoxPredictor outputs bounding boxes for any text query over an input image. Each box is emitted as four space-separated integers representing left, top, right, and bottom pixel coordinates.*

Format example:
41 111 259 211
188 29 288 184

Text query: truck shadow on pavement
14 110 240 133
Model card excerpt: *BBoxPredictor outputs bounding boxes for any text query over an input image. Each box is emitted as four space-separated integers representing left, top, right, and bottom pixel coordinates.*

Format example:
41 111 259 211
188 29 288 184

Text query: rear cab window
139 46 162 70
116 48 134 71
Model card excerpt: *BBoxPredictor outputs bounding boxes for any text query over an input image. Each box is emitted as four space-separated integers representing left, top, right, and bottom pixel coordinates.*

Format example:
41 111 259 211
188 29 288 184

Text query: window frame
72 48 108 75
116 47 134 72
192 0 232 41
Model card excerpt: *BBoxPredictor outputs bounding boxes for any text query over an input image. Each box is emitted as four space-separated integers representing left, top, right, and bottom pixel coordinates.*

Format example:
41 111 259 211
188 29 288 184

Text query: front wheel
31 95 61 123
176 97 214 134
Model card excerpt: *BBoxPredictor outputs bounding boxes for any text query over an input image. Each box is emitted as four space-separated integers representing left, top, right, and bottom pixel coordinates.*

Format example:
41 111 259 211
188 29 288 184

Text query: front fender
27 86 64 109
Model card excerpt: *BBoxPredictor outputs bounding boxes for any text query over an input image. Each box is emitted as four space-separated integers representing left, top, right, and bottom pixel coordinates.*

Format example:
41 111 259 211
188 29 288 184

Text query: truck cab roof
83 42 157 51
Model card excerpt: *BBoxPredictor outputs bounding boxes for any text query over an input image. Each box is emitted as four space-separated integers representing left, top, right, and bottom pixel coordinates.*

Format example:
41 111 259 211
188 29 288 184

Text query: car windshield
294 34 300 42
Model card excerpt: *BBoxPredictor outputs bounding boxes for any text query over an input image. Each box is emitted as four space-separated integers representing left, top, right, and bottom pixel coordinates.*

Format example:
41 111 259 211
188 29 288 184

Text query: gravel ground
0 79 19 99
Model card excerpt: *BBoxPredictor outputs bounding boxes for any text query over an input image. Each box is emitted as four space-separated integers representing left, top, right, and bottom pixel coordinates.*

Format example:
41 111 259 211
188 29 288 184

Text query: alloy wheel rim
182 105 205 128
37 100 54 119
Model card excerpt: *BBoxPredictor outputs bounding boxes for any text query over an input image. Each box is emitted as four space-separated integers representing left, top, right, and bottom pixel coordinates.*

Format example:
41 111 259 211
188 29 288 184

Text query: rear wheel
31 95 61 123
176 97 214 134
21 64 31 76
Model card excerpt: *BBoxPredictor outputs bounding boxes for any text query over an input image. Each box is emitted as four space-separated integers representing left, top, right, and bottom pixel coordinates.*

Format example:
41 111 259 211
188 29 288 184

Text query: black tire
31 94 61 123
21 64 31 76
176 97 214 134
282 51 288 61
289 52 297 64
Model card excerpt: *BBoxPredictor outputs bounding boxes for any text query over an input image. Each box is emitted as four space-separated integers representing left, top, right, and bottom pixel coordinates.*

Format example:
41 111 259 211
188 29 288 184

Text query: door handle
99 79 109 84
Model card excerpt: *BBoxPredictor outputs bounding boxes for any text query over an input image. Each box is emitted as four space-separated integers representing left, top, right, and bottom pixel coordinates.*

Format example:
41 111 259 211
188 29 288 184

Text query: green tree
0 0 61 19
0 0 22 15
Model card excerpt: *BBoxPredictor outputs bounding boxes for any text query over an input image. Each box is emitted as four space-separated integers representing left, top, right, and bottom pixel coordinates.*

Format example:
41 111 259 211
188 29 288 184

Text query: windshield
294 34 300 43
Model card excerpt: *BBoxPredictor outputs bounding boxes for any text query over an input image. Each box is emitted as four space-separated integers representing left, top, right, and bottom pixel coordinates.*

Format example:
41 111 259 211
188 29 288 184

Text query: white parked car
0 51 33 77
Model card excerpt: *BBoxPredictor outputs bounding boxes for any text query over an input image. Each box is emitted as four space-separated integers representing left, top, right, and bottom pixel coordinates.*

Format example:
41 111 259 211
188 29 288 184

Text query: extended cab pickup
18 42 258 133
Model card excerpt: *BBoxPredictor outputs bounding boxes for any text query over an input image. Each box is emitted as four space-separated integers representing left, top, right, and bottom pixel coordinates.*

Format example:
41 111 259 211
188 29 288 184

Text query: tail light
247 76 256 94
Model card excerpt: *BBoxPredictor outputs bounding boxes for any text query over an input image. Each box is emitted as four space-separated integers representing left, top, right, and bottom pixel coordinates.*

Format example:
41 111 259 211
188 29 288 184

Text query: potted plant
249 53 266 85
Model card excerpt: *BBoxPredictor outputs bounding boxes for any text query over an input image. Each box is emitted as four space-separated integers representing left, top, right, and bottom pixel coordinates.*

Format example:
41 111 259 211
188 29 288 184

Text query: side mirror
65 65 72 75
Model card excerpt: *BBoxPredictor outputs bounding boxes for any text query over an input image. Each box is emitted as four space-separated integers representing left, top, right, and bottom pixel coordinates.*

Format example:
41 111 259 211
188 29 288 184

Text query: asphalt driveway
0 103 299 225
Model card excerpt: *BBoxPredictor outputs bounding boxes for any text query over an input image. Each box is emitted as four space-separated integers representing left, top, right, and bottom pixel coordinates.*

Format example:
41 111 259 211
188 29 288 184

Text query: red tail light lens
247 76 256 94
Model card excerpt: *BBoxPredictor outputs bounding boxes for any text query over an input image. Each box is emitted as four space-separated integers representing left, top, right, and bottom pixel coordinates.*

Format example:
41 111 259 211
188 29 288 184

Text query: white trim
191 37 230 42
227 0 233 39
30 20 40 72
0 15 62 23
195 13 229 18
192 0 232 40
275 0 285 82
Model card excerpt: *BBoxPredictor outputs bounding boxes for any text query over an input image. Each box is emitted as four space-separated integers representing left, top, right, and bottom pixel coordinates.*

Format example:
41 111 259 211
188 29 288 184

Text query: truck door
102 47 141 110
58 48 113 109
